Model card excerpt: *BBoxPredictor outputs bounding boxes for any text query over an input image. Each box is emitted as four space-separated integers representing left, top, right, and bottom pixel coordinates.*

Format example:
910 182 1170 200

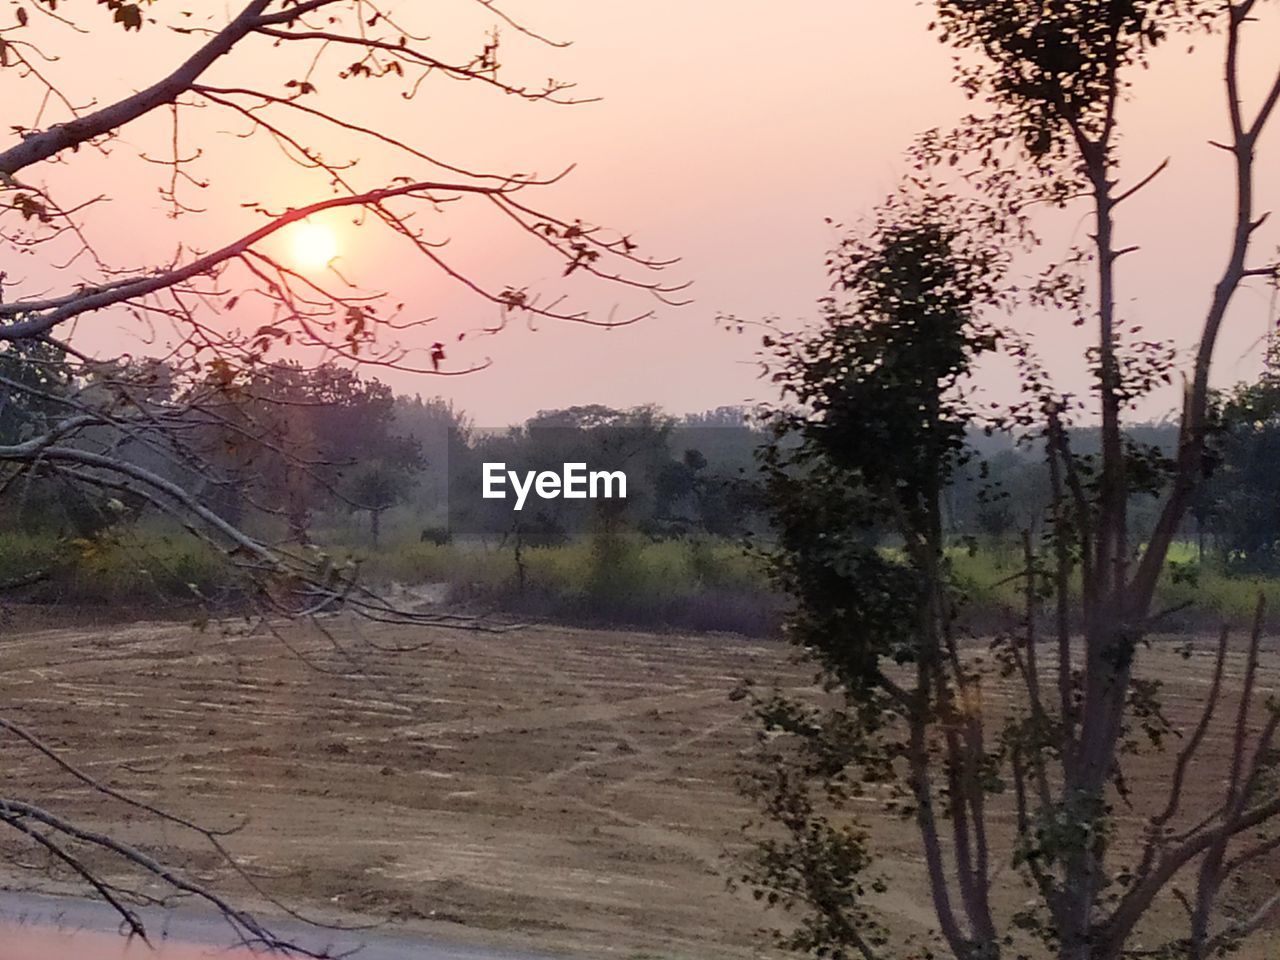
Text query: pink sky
12 2 1280 423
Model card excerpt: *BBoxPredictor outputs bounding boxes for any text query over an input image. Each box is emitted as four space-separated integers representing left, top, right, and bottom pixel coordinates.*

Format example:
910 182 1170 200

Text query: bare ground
0 614 803 959
0 612 1276 959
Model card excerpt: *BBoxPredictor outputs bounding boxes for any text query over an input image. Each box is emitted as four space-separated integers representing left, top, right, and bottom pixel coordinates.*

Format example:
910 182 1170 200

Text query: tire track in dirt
7 617 1270 957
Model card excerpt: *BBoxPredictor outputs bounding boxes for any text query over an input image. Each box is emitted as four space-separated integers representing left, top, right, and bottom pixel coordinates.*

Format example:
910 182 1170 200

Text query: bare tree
0 0 680 948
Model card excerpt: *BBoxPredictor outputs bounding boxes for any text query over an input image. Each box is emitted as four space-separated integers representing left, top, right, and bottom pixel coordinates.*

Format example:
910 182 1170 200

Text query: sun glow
290 220 339 271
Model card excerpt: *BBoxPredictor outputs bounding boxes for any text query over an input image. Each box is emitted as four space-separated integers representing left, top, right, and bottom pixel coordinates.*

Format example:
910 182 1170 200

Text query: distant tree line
6 344 1279 574
449 403 765 546
0 349 768 550
944 351 1280 574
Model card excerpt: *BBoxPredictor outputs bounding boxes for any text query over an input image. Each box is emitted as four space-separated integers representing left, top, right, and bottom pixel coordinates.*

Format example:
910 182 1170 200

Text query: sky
10 1 1280 424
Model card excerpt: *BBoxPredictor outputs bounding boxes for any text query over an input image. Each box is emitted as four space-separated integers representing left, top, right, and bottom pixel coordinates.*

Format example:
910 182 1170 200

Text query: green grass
349 534 776 633
1159 566 1280 623
353 535 763 595
0 529 235 606
6 522 1277 633
948 541 1280 626
0 530 73 587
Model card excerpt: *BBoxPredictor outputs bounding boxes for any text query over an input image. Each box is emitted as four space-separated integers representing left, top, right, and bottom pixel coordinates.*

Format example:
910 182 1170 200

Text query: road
0 891 553 960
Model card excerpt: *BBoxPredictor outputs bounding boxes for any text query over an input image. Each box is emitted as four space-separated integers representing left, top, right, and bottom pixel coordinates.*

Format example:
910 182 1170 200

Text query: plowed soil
0 612 1276 959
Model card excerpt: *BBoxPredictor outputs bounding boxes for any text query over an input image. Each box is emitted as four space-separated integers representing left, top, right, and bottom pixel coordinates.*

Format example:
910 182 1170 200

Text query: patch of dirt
0 616 1276 959
0 617 801 959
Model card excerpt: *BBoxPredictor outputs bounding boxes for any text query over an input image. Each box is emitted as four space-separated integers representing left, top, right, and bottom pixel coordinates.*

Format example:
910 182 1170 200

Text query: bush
949 540 1280 629
0 531 73 588
11 524 1273 636
0 530 235 608
346 532 778 634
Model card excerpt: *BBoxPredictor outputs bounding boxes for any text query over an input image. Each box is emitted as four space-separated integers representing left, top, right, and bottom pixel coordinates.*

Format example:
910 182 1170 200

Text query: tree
1199 346 1280 571
742 5 1280 960
200 361 422 543
0 1 680 557
743 201 1005 960
393 394 472 533
0 340 70 445
347 453 419 546
0 2 678 948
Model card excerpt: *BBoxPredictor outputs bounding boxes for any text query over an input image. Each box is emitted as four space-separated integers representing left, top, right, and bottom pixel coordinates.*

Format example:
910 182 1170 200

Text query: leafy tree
345 434 423 547
0 340 70 445
743 5 1280 960
0 339 105 534
1200 348 1280 571
974 499 1017 550
743 200 1005 960
649 442 766 539
385 394 471 537
346 461 407 546
182 361 419 541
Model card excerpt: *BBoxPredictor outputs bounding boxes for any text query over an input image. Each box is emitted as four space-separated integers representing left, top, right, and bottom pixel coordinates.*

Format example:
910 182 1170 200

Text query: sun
290 220 339 271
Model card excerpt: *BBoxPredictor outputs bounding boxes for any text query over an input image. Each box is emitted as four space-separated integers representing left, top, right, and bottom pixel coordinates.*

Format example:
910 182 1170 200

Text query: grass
5 521 1278 633
0 530 70 585
0 529 236 607
949 541 1280 627
1 523 778 633
1158 566 1280 623
341 530 763 596
352 533 777 634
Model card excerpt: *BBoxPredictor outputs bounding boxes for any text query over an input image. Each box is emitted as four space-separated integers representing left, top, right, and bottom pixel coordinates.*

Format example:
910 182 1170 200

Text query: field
0 611 1278 959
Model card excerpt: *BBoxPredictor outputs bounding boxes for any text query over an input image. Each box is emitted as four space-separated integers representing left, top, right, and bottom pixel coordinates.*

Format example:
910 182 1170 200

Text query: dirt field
0 612 1277 959
0 614 806 959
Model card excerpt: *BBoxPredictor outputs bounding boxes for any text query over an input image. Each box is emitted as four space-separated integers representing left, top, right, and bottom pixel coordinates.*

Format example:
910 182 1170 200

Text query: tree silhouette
743 4 1280 959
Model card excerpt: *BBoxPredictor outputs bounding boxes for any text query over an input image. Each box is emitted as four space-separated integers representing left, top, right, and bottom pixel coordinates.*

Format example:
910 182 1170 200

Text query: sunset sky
17 1 1280 424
